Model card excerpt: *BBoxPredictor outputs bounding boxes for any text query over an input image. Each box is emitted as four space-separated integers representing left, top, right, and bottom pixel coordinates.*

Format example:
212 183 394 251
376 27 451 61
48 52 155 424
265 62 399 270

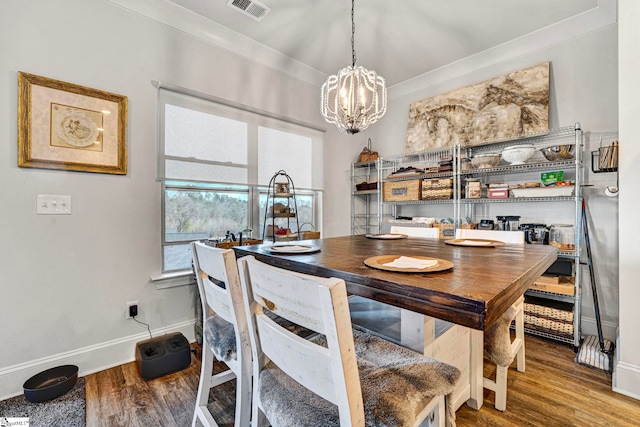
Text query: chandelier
320 0 387 134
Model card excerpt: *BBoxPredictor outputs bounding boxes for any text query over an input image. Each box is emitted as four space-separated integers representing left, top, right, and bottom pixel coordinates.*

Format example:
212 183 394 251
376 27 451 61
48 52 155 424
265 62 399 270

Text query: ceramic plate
364 255 453 273
365 233 408 240
266 244 321 254
444 239 505 247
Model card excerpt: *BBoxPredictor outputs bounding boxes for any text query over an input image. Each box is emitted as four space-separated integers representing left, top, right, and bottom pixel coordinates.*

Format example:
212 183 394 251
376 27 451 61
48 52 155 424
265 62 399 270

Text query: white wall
0 0 328 398
615 0 640 400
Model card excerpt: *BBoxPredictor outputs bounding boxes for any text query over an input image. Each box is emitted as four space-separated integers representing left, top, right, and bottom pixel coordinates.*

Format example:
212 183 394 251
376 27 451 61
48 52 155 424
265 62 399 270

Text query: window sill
151 269 195 289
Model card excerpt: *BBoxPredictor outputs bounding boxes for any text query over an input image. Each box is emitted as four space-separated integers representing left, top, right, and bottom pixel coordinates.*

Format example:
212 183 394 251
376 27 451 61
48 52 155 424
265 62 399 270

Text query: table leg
467 328 484 410
400 309 483 411
400 309 434 354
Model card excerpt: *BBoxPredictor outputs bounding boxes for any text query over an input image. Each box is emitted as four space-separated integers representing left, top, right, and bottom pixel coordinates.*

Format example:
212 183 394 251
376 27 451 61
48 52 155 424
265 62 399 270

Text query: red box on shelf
488 188 509 199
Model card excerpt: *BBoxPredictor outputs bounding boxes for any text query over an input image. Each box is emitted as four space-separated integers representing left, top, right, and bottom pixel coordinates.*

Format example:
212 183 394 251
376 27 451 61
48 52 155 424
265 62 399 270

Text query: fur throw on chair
484 305 518 367
204 315 236 362
258 328 460 427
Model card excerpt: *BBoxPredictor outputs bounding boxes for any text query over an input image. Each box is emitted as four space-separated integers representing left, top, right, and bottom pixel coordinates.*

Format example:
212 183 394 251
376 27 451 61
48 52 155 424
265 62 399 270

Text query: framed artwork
404 62 549 153
18 72 128 174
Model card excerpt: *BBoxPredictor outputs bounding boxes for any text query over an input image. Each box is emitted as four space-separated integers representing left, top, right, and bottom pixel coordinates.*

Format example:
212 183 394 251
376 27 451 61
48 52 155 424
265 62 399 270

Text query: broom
575 199 615 373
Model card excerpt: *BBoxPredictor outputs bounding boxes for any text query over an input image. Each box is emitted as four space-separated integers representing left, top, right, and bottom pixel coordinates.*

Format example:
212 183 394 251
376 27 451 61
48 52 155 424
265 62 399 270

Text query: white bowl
501 144 535 165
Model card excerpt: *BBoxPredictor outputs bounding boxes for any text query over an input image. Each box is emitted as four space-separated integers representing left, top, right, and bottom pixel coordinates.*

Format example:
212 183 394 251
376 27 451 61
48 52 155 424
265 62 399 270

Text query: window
158 86 323 272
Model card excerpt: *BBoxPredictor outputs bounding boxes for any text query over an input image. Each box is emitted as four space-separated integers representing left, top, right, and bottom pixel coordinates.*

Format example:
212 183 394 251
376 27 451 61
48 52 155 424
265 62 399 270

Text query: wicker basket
383 180 421 202
421 178 453 200
422 178 453 189
432 223 454 239
358 138 379 163
298 222 320 240
422 188 453 200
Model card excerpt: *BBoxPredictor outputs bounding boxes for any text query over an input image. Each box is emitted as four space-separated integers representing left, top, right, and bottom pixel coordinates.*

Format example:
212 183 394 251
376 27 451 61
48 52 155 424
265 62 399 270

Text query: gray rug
0 377 85 427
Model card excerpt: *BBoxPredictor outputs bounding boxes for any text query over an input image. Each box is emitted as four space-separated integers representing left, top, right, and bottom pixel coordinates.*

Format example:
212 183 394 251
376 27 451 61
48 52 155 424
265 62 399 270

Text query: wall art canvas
404 62 549 153
18 72 128 174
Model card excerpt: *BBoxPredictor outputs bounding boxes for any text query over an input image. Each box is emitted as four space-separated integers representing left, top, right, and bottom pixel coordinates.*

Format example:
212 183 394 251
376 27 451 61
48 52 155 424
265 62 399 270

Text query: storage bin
422 188 453 200
433 223 455 239
465 181 481 199
511 186 574 198
422 178 453 200
383 180 422 202
488 188 509 199
422 178 453 189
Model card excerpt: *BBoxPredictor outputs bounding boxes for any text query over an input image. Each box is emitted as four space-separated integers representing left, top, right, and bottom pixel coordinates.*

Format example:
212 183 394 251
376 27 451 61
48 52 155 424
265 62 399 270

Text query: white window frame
156 83 324 273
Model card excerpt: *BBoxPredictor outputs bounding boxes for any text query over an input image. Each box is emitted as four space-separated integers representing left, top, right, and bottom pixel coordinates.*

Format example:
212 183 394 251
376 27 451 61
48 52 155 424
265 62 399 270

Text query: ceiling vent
227 0 271 21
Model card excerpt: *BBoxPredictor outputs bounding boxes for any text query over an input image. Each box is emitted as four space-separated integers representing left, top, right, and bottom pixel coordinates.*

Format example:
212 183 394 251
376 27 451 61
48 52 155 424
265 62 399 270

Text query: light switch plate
37 195 72 215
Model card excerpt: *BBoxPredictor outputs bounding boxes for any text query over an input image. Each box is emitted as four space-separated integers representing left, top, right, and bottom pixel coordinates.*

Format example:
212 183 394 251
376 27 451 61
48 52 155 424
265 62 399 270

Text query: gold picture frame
18 72 128 174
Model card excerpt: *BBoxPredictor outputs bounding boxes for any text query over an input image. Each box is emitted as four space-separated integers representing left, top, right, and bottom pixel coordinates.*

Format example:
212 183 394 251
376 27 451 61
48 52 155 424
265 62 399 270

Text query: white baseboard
0 320 196 400
613 333 640 400
579 316 618 342
613 361 640 400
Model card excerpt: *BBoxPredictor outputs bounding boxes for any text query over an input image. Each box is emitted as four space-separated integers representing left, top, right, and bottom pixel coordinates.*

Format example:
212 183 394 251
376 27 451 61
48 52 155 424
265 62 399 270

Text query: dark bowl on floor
23 365 78 403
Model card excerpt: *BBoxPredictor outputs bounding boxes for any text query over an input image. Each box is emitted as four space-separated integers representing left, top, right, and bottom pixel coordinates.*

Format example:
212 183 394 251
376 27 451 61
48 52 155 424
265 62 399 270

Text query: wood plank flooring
85 335 640 426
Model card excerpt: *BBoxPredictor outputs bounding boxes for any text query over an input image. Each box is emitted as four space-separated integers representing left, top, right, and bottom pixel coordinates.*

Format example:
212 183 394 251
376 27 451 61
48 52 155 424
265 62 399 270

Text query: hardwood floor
85 335 640 426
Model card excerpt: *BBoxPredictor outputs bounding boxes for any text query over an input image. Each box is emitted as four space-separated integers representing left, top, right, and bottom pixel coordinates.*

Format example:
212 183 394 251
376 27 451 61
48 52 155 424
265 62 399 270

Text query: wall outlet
126 301 139 319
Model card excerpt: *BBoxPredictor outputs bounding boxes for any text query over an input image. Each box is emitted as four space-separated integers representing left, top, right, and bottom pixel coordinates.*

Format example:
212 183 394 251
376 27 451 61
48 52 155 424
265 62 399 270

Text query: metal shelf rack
351 123 584 347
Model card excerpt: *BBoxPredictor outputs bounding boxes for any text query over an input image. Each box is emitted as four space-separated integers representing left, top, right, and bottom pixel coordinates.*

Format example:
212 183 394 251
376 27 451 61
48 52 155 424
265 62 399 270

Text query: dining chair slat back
191 242 251 427
237 255 363 425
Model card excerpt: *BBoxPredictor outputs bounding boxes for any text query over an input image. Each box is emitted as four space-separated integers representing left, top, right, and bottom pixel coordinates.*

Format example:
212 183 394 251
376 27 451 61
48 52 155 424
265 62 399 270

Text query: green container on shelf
541 171 564 186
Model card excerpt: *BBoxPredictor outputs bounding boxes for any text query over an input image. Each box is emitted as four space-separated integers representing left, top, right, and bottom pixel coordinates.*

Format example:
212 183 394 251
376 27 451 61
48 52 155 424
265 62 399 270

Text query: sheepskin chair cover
258 328 460 427
484 305 518 367
204 314 237 362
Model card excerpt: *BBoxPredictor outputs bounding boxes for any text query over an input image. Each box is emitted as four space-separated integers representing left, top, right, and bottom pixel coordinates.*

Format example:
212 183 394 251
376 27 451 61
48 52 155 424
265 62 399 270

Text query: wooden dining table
233 234 557 410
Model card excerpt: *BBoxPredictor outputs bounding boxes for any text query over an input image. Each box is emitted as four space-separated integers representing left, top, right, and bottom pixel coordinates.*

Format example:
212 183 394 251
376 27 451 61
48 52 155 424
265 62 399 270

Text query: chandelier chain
351 0 356 67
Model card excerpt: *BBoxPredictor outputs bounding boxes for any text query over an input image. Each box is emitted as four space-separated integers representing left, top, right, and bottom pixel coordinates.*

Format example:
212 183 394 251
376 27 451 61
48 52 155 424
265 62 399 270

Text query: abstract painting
404 62 549 153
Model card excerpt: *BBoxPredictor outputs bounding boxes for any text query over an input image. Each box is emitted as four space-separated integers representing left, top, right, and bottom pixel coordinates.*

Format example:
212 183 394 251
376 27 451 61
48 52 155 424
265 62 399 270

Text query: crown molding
389 0 618 99
105 0 617 93
105 0 327 86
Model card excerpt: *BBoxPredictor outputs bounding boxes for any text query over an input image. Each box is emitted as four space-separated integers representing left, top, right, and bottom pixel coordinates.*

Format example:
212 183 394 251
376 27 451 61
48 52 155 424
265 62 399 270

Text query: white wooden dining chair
453 228 526 411
390 225 440 239
237 255 461 427
191 242 251 427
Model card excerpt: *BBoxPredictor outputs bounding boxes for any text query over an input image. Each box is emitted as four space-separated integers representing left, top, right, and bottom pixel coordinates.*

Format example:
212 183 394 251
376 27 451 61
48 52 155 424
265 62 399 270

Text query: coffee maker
496 215 521 231
520 223 549 244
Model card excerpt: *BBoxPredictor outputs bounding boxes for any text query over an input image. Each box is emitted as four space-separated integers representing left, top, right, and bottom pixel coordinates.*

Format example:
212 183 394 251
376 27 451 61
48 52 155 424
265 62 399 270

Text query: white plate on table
265 244 320 254
365 233 408 240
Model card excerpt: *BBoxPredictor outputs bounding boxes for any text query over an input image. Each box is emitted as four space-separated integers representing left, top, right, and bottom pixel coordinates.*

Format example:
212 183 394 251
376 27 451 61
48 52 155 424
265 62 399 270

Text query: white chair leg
234 355 252 427
494 365 508 412
515 304 526 373
436 395 446 427
193 345 215 427
250 364 268 427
